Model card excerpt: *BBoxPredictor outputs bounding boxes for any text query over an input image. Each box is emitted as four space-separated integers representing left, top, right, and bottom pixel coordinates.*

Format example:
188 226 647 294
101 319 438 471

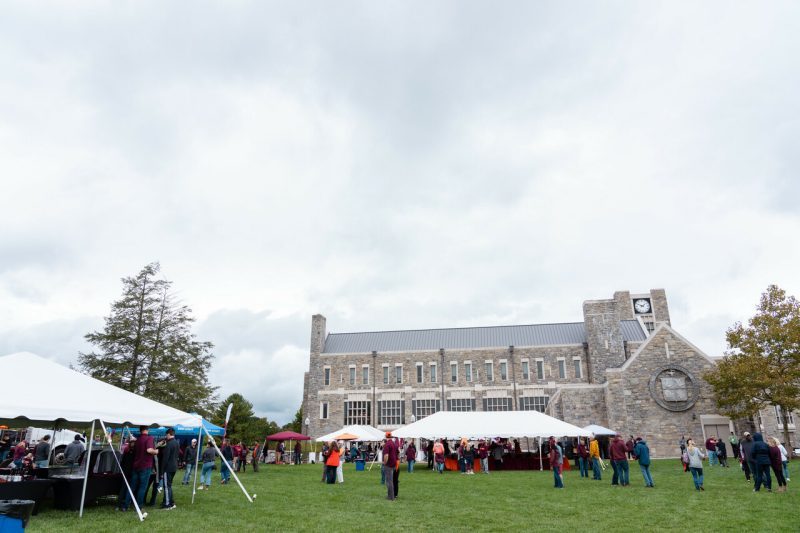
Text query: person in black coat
160 429 180 509
116 437 136 511
715 439 728 468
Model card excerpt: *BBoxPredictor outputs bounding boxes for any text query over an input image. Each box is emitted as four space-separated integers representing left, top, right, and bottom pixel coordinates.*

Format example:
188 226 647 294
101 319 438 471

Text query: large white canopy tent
0 352 253 520
315 425 386 443
583 424 616 436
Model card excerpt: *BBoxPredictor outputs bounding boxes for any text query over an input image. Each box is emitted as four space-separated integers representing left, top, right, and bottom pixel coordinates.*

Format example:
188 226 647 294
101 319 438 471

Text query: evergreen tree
79 262 217 414
705 285 800 447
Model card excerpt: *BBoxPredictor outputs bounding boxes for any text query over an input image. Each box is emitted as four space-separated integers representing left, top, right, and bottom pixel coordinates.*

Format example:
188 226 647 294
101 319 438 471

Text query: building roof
322 320 647 354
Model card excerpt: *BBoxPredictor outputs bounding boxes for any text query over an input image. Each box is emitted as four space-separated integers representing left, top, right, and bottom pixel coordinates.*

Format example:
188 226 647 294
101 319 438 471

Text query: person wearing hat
64 434 85 466
382 432 398 500
182 439 199 485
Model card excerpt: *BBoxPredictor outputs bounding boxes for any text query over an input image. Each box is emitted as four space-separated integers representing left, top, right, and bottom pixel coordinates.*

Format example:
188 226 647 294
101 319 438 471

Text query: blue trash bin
0 500 34 532
355 460 365 471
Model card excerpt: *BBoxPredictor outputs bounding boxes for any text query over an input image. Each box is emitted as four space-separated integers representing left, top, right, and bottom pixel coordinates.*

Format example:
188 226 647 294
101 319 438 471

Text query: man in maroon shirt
610 434 629 486
382 433 398 501
121 426 158 511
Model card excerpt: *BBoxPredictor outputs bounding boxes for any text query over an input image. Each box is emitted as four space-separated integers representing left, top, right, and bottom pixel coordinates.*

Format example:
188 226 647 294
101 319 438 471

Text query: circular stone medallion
648 364 699 412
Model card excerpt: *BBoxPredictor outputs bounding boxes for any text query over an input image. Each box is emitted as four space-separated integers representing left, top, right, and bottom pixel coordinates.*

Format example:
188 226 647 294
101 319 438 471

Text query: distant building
301 289 796 456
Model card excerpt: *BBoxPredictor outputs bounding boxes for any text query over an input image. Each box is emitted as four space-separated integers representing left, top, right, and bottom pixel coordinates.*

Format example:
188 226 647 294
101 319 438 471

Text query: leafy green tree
79 262 217 414
705 285 800 447
282 407 303 434
213 393 279 444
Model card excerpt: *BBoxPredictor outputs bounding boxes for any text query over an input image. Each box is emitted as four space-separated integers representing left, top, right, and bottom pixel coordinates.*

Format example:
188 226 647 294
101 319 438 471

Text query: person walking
382 433 398 500
198 440 216 490
433 439 445 474
729 432 740 460
778 440 790 482
589 436 602 480
715 439 728 468
686 438 705 491
549 437 564 488
610 434 629 486
405 441 417 473
633 437 654 488
325 441 339 484
740 432 754 482
478 439 490 474
160 428 179 510
576 438 589 478
751 432 772 492
33 435 51 468
705 436 718 466
122 427 158 510
182 439 198 485
767 437 787 493
220 439 233 485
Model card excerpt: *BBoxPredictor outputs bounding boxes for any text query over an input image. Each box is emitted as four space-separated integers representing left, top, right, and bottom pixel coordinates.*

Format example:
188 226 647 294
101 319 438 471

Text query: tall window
500 361 508 381
446 398 475 412
483 397 512 411
557 360 566 379
383 366 389 384
465 362 472 382
573 358 582 379
324 367 331 386
395 365 403 384
349 367 356 386
412 399 441 419
522 360 530 380
536 360 544 380
775 406 795 426
430 363 437 383
343 401 370 425
320 402 329 419
451 363 457 383
416 364 423 384
519 396 549 413
378 400 404 425
485 362 494 382
362 366 369 385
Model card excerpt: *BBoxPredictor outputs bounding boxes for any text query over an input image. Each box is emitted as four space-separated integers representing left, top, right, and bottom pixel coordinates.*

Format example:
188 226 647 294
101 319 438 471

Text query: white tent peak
393 411 591 440
582 424 616 436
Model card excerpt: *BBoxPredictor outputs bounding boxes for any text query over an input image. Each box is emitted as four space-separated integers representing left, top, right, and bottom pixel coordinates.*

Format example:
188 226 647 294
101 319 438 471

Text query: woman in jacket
589 436 602 480
767 437 787 492
433 439 445 474
325 441 339 484
199 440 216 490
405 442 417 473
686 438 705 491
576 438 589 478
751 432 772 492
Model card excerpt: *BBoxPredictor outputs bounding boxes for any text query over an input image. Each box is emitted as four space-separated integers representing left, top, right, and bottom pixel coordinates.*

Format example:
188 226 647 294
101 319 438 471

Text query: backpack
681 450 689 464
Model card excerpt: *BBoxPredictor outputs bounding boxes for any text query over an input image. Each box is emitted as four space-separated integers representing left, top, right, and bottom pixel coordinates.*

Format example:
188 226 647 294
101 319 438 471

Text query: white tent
315 425 386 442
583 424 616 436
393 411 592 440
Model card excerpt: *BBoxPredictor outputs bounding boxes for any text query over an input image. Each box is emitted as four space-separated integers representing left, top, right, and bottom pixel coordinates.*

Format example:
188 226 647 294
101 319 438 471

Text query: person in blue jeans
633 437 654 487
686 439 705 490
576 438 589 478
123 426 158 510
199 441 216 489
549 437 564 488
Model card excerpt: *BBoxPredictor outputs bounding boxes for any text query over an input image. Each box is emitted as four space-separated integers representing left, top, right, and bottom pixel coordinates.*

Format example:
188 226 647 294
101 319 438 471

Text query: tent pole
79 420 95 518
203 426 253 503
538 437 543 471
191 422 202 504
97 420 145 521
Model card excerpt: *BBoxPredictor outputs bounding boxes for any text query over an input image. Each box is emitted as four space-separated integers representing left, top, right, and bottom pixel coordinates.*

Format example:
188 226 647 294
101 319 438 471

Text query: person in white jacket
336 441 344 483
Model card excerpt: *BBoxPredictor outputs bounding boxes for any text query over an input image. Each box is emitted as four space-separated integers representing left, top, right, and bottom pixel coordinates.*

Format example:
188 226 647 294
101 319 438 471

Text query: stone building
301 289 795 456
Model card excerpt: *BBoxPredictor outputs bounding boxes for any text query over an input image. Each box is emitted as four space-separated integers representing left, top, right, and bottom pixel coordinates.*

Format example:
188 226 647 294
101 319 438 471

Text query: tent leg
538 437 543 471
203 427 253 503
192 423 202 504
97 420 145 521
79 420 94 518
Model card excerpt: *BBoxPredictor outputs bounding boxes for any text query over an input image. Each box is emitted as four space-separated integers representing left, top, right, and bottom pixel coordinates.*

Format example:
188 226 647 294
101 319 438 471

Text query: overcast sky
1 1 798 424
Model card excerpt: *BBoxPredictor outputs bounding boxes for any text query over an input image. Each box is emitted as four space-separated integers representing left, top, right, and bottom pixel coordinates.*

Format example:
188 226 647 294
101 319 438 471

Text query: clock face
634 299 651 314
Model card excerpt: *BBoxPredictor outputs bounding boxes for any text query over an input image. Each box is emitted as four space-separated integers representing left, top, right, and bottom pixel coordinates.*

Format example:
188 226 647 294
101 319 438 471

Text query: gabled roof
322 320 647 354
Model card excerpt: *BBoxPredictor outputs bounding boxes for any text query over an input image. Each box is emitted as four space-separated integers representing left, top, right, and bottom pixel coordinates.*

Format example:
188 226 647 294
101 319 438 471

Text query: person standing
122 427 158 510
294 441 302 466
464 441 475 475
199 440 216 490
610 434 629 486
33 435 51 468
160 429 179 510
739 432 755 482
336 441 345 483
751 432 772 492
576 438 589 479
715 439 728 468
238 441 248 473
405 441 417 473
705 436 718 466
251 442 260 472
729 432 740 460
478 439 490 474
549 437 564 488
182 439 198 485
686 439 705 491
320 442 330 482
589 436 602 480
426 439 434 470
220 439 233 484
382 433 398 500
12 441 27 469
633 437 654 488
433 439 445 474
325 441 339 484
778 440 790 482
64 434 85 467
767 437 787 493
625 435 635 460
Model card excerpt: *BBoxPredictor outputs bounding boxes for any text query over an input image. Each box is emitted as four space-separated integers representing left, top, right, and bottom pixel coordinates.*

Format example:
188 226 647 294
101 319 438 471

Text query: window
383 365 389 384
483 397 512 411
536 360 544 380
643 320 655 334
349 367 356 386
522 360 530 380
320 402 329 419
362 365 369 385
323 367 331 386
465 362 472 382
775 406 795 426
430 363 437 383
378 400 404 425
573 358 582 379
416 364 423 384
557 359 566 379
412 399 441 419
500 361 508 381
519 396 549 413
485 362 494 382
343 401 370 425
395 365 403 384
451 363 457 383
446 398 475 412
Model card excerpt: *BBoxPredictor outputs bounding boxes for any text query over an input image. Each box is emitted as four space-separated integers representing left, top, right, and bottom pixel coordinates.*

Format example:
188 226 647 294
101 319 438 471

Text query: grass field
27 459 798 532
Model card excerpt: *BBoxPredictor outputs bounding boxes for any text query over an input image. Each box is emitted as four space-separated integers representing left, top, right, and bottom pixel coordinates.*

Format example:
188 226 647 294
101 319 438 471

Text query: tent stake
96 420 145 521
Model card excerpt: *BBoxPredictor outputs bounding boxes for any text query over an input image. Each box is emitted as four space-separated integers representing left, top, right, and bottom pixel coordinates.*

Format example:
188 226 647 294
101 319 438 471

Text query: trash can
355 459 365 472
0 500 35 532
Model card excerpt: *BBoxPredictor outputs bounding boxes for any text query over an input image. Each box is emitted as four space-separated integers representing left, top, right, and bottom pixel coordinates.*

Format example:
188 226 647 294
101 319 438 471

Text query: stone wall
650 289 671 326
583 299 625 384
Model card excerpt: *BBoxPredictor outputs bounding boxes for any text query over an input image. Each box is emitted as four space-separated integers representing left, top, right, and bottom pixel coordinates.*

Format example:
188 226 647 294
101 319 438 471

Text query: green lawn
27 459 798 532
